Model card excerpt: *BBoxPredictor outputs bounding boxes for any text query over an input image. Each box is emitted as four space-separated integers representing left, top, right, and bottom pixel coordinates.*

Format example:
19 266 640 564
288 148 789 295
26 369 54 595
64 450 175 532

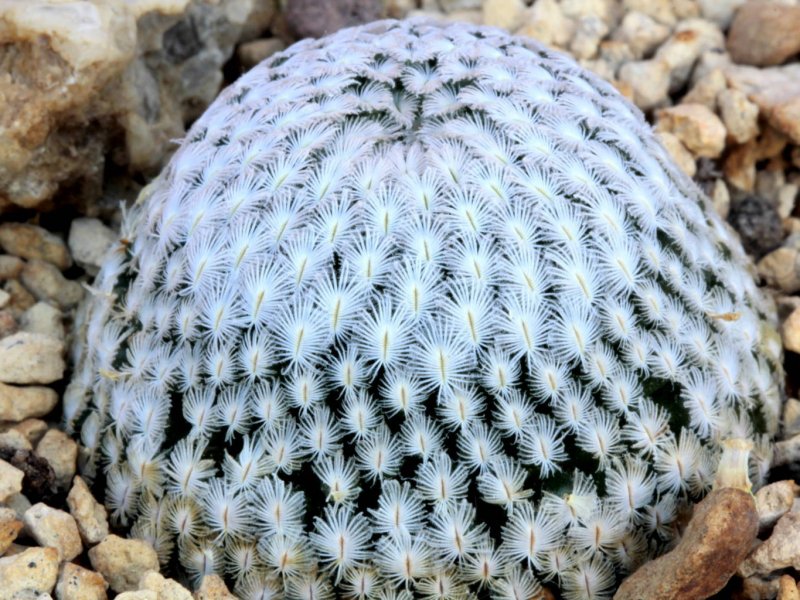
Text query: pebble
655 103 727 158
0 255 24 280
741 574 782 600
728 193 785 258
5 279 37 313
194 575 237 600
23 503 83 562
20 259 84 310
683 67 729 110
656 19 725 93
116 592 157 600
758 240 800 294
67 218 117 277
0 224 71 271
0 428 33 451
657 131 697 177
612 11 670 59
779 575 800 600
0 381 58 422
283 0 383 39
755 481 799 531
20 301 64 342
482 0 526 30
783 398 800 439
0 546 59 598
618 58 671 110
36 429 77 491
698 0 744 28
439 0 481 11
237 38 286 70
89 535 160 593
740 511 800 578
0 506 23 554
727 2 800 67
711 178 731 219
139 571 193 600
66 476 109 545
0 288 9 310
622 0 677 26
569 15 609 59
0 332 65 385
717 87 760 144
12 418 49 446
516 0 575 48
0 458 24 502
55 562 109 600
782 306 800 354
6 492 32 520
614 488 758 599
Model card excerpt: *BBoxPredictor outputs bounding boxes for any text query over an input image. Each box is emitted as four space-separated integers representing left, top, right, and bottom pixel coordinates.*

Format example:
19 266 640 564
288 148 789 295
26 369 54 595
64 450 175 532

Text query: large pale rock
618 58 671 110
89 535 160 593
740 511 800 577
24 503 83 562
56 562 109 600
36 429 78 490
614 488 758 599
0 224 71 270
0 0 263 211
725 63 800 145
727 2 800 67
0 546 59 598
0 332 65 384
656 103 727 158
20 260 84 309
67 475 109 545
67 218 117 276
0 381 58 422
0 457 24 502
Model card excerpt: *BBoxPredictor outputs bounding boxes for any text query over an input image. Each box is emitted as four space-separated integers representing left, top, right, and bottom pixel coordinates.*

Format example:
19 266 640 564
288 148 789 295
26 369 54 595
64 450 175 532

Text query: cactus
65 19 783 600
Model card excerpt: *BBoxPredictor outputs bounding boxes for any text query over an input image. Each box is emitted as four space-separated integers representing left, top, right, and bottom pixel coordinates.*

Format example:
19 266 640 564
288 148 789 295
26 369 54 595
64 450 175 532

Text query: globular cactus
65 19 784 600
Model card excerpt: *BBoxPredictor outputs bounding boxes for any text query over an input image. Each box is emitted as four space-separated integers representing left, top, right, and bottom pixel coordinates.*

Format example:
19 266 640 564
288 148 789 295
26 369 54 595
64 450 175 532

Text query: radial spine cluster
66 19 783 600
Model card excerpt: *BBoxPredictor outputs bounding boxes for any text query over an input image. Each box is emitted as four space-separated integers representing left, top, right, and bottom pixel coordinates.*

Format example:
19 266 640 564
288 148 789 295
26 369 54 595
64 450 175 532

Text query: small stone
569 15 609 60
194 575 237 600
727 2 800 67
779 575 800 600
23 503 82 562
284 0 383 39
89 535 159 593
656 103 727 158
728 194 785 258
20 260 84 310
0 381 58 423
614 488 758 599
0 332 65 385
741 575 782 600
618 59 671 111
740 511 800 577
0 546 59 598
0 428 33 451
20 302 64 342
0 255 24 280
13 418 49 445
698 0 744 28
237 38 286 70
656 19 725 93
685 65 727 109
718 87 760 144
516 0 575 48
783 398 800 439
0 458 24 502
0 506 23 554
36 429 77 490
116 592 158 600
67 218 117 277
657 131 697 178
139 571 192 600
612 11 670 59
0 288 9 310
622 0 677 26
5 279 37 313
778 183 799 220
598 40 635 74
783 306 800 354
759 240 800 294
755 481 799 531
67 476 109 546
0 224 71 270
56 562 108 600
483 0 526 30
712 178 731 219
5 492 32 520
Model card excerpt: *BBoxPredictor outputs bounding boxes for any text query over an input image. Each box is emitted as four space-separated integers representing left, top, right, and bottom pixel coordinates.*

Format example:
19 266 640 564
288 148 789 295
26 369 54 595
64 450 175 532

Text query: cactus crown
66 19 782 600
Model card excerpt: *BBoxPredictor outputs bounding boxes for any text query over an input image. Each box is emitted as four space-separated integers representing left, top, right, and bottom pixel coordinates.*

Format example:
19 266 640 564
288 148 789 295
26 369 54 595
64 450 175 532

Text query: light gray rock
517 0 576 48
569 15 609 60
755 480 799 531
698 0 745 28
655 18 725 93
23 503 83 562
36 429 78 491
612 11 670 59
20 260 84 309
0 381 58 422
68 218 117 277
0 332 65 385
20 302 64 341
0 546 59 598
739 511 800 577
55 562 109 600
89 535 159 593
718 87 760 144
0 460 24 503
66 476 109 546
758 235 800 295
618 58 671 110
